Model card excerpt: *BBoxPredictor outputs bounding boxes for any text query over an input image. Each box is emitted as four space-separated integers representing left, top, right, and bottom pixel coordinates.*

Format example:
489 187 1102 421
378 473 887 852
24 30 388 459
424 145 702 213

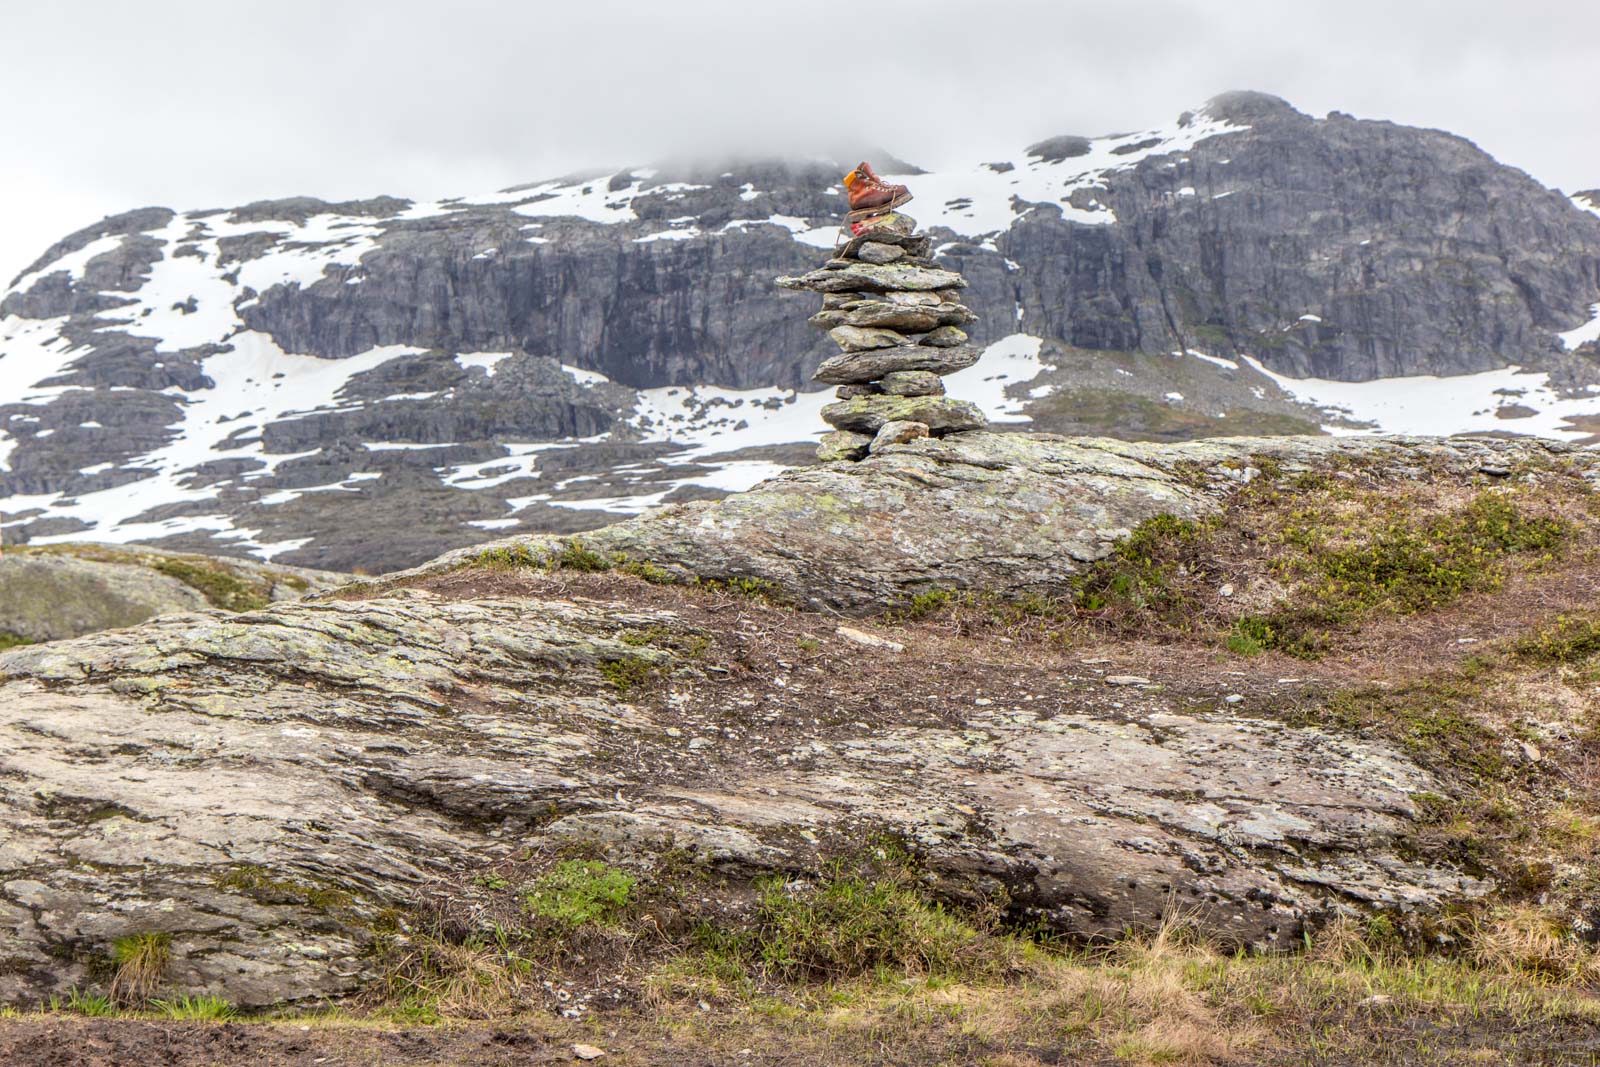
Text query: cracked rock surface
3 432 1574 1008
424 431 1598 612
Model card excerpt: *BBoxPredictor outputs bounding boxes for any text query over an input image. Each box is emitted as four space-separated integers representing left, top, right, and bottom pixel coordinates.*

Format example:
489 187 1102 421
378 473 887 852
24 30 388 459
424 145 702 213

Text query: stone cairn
777 210 987 461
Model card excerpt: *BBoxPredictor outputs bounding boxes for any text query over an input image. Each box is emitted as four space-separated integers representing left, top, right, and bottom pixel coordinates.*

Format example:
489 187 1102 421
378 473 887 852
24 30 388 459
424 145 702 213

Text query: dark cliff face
3 92 1600 571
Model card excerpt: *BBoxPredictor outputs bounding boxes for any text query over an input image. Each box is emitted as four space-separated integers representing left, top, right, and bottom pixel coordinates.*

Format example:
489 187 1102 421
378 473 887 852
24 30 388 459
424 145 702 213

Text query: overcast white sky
3 0 1597 285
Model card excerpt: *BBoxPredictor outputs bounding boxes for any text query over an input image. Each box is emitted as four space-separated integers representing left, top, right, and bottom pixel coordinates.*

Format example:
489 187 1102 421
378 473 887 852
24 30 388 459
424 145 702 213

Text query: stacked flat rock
777 212 986 461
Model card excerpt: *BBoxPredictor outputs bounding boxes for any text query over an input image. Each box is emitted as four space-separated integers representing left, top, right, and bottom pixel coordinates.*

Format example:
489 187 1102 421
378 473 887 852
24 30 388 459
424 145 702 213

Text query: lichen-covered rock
810 299 977 333
856 242 905 265
815 430 873 462
426 433 1599 614
777 263 968 294
0 595 1461 1008
881 370 945 396
919 325 969 348
869 420 930 452
821 396 987 435
827 325 916 353
0 545 338 643
813 345 981 385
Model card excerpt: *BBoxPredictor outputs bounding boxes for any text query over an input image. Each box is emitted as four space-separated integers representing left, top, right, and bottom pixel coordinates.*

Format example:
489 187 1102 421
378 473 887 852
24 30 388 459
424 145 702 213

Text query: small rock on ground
835 625 905 652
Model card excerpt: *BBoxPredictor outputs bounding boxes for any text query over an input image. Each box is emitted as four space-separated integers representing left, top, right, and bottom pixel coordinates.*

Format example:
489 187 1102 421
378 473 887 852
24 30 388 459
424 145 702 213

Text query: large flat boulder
0 545 340 644
423 432 1596 613
0 582 1471 1008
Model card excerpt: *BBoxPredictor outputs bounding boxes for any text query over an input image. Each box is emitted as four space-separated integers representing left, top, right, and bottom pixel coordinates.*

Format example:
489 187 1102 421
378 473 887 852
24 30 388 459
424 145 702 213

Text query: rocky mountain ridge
3 91 1599 572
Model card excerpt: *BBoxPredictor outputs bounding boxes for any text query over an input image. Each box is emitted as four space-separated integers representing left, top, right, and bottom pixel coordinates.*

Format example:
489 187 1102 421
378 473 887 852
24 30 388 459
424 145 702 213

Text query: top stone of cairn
775 162 988 461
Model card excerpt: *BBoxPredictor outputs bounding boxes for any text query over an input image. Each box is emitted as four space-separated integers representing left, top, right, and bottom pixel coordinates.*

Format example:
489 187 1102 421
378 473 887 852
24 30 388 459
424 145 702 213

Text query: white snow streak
1558 304 1600 351
1239 355 1600 440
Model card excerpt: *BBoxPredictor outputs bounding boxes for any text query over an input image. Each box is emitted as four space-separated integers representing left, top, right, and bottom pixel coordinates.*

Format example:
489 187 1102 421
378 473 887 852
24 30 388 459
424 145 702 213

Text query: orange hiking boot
843 161 912 215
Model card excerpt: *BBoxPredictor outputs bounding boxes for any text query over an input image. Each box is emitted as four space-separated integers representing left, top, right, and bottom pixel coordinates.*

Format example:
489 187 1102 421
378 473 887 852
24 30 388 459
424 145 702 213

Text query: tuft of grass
522 860 636 929
110 932 171 1006
0 631 35 651
151 994 237 1020
63 988 118 1017
747 867 997 982
901 588 955 619
615 558 671 583
696 575 775 599
551 539 611 573
473 544 543 570
1226 616 1271 656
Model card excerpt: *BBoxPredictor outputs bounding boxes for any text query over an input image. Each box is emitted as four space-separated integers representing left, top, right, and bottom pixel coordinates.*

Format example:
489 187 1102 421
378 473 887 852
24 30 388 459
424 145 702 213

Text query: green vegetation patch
1073 514 1210 628
598 655 661 696
0 631 35 651
151 994 237 1020
742 866 994 982
1511 613 1600 667
522 860 636 929
1062 477 1577 659
151 558 273 612
1254 492 1568 657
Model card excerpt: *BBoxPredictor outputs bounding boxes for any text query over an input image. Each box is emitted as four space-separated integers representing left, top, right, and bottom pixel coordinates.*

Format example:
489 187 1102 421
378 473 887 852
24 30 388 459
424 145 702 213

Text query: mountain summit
3 93 1599 571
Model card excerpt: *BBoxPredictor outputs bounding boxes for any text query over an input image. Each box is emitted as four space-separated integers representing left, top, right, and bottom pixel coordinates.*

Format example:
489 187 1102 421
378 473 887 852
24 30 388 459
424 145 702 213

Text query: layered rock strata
4 431 1560 1008
777 213 987 459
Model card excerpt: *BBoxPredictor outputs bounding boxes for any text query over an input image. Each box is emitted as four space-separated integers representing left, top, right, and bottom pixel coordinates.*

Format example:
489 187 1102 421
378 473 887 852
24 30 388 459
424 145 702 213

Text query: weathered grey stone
880 371 945 397
0 587 1472 1004
814 345 981 385
822 396 987 436
841 211 916 239
813 299 977 333
828 325 915 353
423 434 1599 615
856 242 905 265
918 325 969 348
835 383 884 399
777 263 969 294
815 430 873 462
869 420 930 452
0 546 337 643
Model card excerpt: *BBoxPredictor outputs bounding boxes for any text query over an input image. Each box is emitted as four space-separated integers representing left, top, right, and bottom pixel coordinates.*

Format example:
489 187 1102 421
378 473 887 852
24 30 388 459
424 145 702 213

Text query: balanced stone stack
777 213 986 461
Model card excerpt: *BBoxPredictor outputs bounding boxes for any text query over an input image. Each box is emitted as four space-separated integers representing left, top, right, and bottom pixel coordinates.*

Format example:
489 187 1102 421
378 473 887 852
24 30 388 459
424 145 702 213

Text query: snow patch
942 334 1054 422
878 109 1249 235
1178 349 1240 371
456 351 514 376
1240 355 1600 440
1558 303 1600 351
9 234 125 294
7 333 418 544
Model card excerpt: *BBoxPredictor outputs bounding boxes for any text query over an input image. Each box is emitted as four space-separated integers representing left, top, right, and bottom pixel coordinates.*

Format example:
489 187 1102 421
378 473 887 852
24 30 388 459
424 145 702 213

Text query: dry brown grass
1470 905 1600 984
108 933 170 1007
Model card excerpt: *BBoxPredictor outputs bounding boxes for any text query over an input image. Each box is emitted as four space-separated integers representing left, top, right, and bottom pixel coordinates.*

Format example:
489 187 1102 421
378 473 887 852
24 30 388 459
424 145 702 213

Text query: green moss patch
150 558 273 612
